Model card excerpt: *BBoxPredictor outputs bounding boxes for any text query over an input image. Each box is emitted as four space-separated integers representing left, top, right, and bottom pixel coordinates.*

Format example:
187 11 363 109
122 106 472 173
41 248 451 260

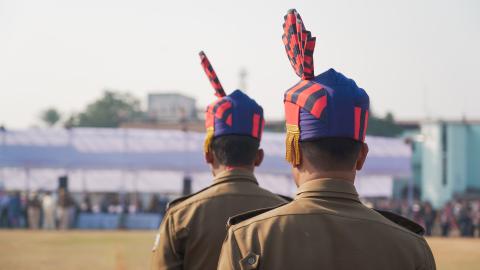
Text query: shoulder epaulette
227 204 287 227
165 194 190 211
277 194 294 202
166 185 213 211
374 209 425 236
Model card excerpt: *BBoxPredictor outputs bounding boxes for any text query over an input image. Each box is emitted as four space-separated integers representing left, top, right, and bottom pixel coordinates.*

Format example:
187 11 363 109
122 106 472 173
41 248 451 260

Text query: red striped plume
282 9 316 80
199 51 226 98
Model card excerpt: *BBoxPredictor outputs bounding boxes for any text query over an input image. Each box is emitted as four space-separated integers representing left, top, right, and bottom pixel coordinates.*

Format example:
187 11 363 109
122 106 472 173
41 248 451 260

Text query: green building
417 121 480 208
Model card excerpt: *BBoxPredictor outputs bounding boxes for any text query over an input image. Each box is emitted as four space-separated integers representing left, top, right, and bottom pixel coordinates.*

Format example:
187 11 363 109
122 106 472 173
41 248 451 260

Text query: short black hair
210 135 260 166
300 137 363 171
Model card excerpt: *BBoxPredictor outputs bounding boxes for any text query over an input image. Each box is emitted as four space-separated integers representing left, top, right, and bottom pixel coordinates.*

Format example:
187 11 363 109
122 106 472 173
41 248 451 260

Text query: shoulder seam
167 180 258 210
228 204 287 226
168 193 285 214
373 209 424 235
231 210 424 240
167 181 242 210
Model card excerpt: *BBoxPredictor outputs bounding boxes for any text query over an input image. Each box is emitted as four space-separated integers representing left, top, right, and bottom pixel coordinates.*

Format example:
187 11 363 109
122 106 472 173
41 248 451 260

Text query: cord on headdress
199 51 226 98
282 9 316 165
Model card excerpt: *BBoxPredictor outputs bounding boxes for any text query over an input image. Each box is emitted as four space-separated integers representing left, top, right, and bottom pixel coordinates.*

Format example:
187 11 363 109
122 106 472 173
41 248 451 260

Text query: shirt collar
213 168 259 185
295 178 360 203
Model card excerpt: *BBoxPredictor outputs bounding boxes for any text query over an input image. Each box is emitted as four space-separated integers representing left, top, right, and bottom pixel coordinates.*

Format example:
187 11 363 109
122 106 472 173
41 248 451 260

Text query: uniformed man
150 51 287 270
217 9 436 270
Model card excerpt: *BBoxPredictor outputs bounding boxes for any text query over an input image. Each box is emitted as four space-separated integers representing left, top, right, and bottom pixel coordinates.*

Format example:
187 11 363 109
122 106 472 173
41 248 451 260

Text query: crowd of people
0 188 82 229
365 198 480 237
0 188 168 230
1 186 479 236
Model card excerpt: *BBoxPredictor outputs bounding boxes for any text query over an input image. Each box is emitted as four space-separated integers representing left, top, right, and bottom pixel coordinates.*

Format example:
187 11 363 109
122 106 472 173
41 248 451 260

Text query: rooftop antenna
239 68 247 92
422 82 431 121
461 88 468 123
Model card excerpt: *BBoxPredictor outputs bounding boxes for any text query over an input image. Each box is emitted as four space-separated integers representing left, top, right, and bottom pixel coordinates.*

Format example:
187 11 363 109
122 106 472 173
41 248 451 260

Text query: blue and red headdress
199 51 265 154
282 9 370 165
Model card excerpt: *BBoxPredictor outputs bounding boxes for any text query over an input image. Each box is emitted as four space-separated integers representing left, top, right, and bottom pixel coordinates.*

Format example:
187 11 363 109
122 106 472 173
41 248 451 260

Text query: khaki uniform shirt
151 169 287 270
218 179 436 270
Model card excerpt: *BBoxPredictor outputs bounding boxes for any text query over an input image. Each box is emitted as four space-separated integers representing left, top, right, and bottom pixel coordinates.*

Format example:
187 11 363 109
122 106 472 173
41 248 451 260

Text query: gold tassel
204 127 215 154
285 124 301 165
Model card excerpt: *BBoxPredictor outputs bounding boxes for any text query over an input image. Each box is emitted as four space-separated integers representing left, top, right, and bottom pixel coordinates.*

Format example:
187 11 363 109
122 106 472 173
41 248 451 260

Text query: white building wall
147 94 196 123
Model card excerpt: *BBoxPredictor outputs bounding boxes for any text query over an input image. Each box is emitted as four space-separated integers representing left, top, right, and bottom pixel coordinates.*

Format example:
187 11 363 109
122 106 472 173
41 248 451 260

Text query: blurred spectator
42 191 56 230
27 192 41 229
127 193 143 214
411 202 422 224
57 188 75 230
79 194 92 213
458 201 474 237
7 191 22 228
147 194 161 213
423 202 436 236
0 189 9 227
440 203 454 236
472 201 480 237
19 192 28 227
92 203 101 213
107 194 123 214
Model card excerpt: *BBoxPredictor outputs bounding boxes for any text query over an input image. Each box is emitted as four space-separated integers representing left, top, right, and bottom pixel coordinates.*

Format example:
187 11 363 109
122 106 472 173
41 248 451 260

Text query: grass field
0 231 479 270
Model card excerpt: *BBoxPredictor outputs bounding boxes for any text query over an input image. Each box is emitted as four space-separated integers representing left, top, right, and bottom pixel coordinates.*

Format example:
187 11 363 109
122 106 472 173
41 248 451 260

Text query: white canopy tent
0 128 411 197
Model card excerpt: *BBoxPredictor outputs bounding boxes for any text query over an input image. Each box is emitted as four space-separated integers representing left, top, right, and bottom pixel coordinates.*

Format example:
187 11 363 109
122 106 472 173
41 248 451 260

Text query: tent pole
0 128 5 186
82 169 86 193
25 167 30 192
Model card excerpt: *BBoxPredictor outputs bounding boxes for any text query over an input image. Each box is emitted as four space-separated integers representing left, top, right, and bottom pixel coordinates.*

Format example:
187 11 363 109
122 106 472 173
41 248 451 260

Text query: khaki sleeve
150 214 184 270
217 228 242 270
423 240 436 270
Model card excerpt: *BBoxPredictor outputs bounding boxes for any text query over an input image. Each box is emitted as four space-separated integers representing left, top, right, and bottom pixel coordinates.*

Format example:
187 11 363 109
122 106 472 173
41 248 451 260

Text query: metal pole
407 175 414 210
25 167 30 192
0 127 5 185
180 114 192 195
407 140 415 214
82 169 86 194
66 127 73 184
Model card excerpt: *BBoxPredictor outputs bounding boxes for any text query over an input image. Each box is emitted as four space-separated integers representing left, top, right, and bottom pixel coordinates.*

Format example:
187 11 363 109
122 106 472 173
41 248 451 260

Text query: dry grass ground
0 230 153 270
427 237 480 270
0 230 479 270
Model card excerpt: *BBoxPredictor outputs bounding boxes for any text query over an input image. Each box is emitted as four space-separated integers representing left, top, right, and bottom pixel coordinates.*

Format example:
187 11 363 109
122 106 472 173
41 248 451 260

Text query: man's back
218 179 435 270
151 169 286 270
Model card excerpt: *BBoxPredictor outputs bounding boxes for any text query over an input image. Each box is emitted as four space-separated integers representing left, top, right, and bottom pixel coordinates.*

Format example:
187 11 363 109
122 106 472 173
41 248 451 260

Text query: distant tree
73 90 143 127
264 122 285 132
40 108 61 127
265 111 404 137
63 114 78 129
367 111 404 137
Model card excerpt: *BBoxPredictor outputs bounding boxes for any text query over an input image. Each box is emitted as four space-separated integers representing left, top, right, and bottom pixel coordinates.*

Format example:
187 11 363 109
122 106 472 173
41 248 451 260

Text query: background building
419 121 480 207
147 93 197 123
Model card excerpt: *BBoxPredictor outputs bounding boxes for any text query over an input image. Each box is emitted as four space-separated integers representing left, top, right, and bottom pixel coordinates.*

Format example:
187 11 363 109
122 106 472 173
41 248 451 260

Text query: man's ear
205 150 214 165
355 143 369 171
291 166 301 187
291 145 303 187
254 148 264 167
293 145 303 169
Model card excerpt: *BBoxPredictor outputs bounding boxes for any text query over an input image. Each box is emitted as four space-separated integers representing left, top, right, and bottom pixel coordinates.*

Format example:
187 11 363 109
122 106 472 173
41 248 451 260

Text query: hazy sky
1 0 479 128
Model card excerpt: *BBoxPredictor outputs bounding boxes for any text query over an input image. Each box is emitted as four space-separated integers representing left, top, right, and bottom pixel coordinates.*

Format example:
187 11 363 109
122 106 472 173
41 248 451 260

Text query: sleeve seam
167 214 182 261
231 231 242 269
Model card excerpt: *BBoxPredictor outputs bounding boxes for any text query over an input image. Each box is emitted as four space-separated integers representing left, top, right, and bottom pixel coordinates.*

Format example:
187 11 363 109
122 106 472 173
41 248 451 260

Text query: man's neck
296 170 356 187
212 165 254 177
